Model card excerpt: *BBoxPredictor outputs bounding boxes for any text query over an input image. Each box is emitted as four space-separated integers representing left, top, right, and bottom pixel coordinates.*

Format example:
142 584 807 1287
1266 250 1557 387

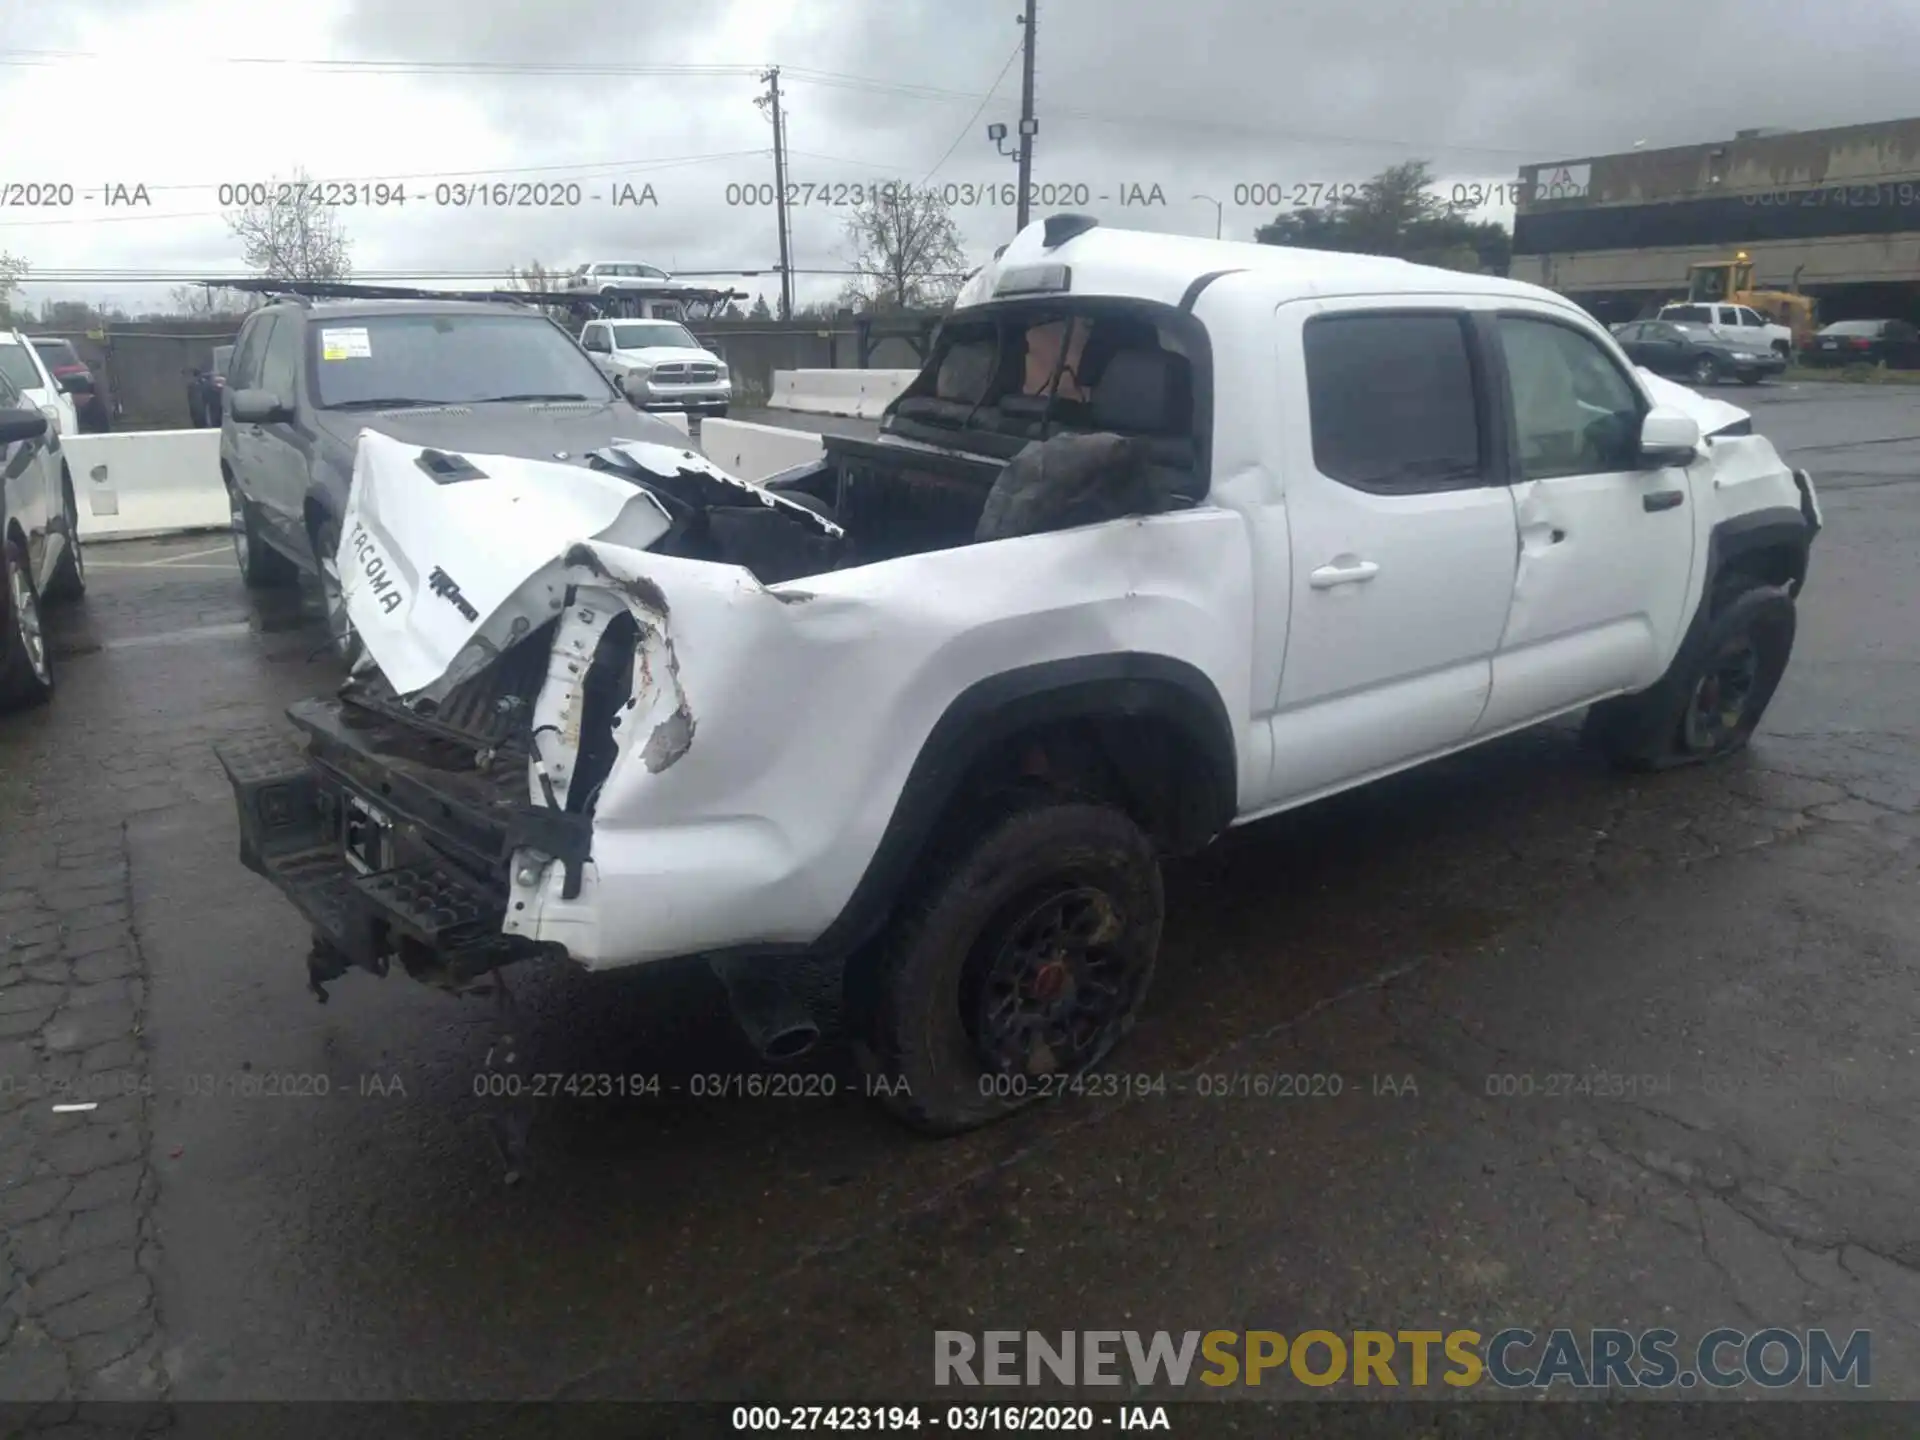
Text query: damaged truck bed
219 418 1226 997
216 216 1819 1134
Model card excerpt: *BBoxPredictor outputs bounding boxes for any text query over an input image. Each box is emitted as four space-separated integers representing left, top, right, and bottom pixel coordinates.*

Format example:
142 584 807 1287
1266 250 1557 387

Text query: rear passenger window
259 316 301 406
1303 313 1482 492
228 316 274 390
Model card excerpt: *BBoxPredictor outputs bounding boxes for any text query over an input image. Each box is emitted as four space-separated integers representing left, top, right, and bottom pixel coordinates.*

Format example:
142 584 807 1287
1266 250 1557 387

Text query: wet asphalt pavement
3 382 1920 1422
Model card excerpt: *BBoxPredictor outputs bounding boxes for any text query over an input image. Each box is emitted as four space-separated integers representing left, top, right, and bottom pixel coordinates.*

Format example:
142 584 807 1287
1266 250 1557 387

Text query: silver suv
562 262 674 296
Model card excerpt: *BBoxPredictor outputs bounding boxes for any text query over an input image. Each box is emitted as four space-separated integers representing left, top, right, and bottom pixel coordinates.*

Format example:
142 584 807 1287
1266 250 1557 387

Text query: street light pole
1192 194 1222 239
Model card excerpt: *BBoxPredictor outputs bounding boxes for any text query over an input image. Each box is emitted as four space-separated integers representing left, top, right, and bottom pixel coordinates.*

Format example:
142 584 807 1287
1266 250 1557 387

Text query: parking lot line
147 544 235 565
87 561 236 571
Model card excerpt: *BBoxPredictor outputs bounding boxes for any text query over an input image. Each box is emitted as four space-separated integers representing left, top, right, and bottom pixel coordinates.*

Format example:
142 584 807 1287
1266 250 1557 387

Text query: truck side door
1264 299 1518 803
580 322 616 379
252 311 312 557
0 368 52 583
222 312 275 516
1475 308 1696 734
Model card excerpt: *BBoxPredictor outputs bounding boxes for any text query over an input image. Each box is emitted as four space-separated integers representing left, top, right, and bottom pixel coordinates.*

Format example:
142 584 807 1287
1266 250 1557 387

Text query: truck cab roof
965 215 1573 315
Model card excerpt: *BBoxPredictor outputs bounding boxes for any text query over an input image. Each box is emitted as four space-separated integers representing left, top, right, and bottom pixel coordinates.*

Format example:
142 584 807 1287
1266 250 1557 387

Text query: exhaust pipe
707 956 822 1062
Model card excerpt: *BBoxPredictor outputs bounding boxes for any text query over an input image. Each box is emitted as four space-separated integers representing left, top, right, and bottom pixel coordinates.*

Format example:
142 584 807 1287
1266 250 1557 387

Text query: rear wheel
0 533 53 710
228 476 297 588
41 474 85 602
1690 354 1720 385
852 798 1164 1135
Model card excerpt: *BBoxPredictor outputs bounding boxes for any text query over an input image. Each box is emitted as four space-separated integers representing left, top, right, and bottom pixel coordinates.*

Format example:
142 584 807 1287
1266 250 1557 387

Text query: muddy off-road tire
853 798 1164 1135
1583 579 1796 771
0 532 53 710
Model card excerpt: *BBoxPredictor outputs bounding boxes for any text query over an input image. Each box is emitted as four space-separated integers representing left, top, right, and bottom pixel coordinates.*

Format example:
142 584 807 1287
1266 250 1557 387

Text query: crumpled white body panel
337 430 679 699
499 508 1255 968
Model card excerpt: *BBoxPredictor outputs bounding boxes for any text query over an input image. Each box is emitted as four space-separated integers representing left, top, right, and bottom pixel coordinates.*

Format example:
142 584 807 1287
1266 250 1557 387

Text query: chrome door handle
1309 559 1380 588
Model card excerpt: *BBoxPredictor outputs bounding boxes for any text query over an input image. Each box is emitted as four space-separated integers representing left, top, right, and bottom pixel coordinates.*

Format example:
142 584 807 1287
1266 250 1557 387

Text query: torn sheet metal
503 510 1255 968
338 430 672 701
589 440 845 539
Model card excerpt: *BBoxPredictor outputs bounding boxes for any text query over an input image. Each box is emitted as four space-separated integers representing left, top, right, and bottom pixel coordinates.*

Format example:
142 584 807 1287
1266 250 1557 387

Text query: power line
15 267 969 284
921 42 1023 184
0 45 1556 156
0 48 761 78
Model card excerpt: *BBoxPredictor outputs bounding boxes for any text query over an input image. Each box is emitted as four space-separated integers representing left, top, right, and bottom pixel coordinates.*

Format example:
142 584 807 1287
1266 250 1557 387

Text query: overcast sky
4 0 1919 314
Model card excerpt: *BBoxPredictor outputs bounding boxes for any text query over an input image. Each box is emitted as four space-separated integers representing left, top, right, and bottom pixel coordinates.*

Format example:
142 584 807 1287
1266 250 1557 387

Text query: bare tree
223 168 353 281
168 283 250 319
841 186 967 312
0 251 27 323
506 259 570 320
508 259 558 293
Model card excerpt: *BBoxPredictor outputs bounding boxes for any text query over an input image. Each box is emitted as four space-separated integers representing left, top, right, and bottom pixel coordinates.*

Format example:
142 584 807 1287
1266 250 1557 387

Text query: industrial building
1510 116 1920 324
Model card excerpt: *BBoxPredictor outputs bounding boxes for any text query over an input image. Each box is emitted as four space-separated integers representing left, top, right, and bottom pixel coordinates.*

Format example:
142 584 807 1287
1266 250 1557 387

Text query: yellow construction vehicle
1685 252 1819 351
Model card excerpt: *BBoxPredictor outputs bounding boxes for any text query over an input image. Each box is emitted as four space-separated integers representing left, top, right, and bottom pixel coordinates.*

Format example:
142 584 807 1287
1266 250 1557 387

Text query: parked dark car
29 338 111 432
219 293 687 659
188 343 234 427
1803 319 1920 369
1612 319 1784 386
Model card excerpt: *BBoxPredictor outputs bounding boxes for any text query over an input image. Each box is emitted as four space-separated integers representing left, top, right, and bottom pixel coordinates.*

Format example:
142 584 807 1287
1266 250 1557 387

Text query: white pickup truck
578 316 731 416
218 216 1820 1136
1657 302 1795 357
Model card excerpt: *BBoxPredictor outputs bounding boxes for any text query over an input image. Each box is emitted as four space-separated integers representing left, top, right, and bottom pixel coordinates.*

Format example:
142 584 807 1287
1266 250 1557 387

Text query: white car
219 217 1820 1136
578 317 730 415
1657 302 1794 357
0 355 84 711
0 329 78 438
561 261 674 295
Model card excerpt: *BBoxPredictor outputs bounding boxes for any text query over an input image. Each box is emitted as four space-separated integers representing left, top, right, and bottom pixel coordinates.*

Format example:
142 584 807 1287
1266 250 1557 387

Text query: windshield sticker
321 327 372 361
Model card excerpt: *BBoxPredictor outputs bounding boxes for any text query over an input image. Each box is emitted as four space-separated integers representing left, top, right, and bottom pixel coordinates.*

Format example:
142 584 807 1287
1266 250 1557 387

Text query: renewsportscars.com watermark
935 1328 1872 1391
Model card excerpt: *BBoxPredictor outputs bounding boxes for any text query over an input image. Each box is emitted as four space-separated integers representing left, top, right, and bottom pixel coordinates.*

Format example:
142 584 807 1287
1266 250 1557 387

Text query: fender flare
1607 502 1812 739
812 652 1237 959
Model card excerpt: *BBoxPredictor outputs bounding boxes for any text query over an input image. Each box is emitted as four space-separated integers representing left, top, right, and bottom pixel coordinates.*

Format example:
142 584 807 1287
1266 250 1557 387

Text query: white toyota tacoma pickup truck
217 215 1821 1135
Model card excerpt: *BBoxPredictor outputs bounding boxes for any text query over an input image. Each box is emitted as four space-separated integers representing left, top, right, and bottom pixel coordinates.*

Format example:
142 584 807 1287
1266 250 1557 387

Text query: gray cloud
19 0 1920 303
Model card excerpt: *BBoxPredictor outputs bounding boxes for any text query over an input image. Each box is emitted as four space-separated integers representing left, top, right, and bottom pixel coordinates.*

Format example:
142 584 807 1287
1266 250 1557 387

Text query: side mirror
228 388 289 424
57 374 91 395
0 407 49 444
1639 406 1701 468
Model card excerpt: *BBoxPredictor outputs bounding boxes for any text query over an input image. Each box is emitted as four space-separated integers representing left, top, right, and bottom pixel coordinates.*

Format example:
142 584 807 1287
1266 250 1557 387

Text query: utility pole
756 67 795 321
1015 0 1037 232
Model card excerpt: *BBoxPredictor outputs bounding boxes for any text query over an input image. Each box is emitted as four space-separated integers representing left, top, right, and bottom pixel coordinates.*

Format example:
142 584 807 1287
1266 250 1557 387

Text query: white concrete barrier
63 429 227 540
768 369 918 419
647 411 692 436
697 417 826 483
60 413 695 542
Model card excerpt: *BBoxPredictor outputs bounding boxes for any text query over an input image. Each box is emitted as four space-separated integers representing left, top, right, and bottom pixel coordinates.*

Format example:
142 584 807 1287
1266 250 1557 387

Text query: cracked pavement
1 384 1917 1425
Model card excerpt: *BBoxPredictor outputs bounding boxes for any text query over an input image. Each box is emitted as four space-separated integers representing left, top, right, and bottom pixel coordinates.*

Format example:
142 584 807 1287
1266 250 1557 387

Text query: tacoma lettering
347 521 404 615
